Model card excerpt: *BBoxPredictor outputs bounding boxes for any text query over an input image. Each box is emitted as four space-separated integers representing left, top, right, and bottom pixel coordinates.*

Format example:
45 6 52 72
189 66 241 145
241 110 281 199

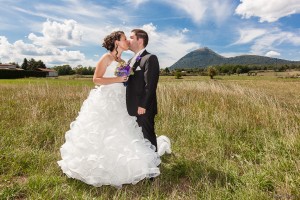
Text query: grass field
1 75 300 199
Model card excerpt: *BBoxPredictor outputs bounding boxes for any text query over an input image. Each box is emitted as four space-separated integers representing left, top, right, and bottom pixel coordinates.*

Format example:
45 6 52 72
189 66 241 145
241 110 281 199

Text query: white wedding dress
58 61 171 188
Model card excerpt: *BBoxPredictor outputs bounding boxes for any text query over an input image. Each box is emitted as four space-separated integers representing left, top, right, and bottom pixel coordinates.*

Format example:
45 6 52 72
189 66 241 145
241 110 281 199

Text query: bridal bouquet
115 60 133 86
114 60 134 77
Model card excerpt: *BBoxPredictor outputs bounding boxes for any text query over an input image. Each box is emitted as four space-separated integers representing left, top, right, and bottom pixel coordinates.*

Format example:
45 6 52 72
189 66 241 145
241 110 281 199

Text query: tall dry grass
0 77 299 199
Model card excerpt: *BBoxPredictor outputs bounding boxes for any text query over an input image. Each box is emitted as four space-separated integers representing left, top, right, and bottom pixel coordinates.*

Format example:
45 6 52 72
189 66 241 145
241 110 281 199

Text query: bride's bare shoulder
97 53 113 67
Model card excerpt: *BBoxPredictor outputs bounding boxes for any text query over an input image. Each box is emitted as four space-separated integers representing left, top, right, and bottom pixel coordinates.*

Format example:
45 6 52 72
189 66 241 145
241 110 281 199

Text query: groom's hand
137 107 146 115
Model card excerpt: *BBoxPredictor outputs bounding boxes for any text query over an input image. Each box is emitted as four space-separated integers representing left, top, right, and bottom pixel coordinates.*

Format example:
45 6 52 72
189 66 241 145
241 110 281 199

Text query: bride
57 31 170 188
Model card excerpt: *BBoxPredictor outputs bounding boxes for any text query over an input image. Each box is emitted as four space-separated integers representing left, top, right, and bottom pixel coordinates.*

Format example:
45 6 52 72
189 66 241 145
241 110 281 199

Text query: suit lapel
132 50 149 71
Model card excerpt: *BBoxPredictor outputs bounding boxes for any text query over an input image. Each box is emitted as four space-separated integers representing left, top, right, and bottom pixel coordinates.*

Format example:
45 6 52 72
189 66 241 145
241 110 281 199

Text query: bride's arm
93 55 126 85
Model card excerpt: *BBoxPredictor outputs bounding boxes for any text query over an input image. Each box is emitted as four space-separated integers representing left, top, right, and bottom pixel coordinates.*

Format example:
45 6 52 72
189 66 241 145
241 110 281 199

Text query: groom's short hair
132 29 148 47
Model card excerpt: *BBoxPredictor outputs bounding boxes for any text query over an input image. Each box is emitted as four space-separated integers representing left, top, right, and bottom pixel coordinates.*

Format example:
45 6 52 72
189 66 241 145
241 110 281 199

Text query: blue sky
1 0 300 68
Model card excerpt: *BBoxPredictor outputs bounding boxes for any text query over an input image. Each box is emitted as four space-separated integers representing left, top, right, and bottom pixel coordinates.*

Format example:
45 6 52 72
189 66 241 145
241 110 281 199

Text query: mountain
169 47 300 69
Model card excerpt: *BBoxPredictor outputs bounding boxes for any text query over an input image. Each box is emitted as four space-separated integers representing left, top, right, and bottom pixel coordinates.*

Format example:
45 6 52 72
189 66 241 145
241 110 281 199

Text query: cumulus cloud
235 0 300 22
0 18 93 66
0 36 14 61
0 35 90 67
28 19 82 47
265 50 280 57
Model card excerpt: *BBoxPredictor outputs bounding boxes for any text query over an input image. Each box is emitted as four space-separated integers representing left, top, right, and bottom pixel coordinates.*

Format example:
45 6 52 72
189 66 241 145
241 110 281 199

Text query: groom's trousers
136 112 157 151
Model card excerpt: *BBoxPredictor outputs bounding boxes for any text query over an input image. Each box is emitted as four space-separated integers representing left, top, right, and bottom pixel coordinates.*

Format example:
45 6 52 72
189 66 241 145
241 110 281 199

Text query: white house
36 68 58 77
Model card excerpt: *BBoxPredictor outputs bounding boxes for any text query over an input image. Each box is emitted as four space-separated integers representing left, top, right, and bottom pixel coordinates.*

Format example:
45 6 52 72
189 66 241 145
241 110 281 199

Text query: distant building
36 68 58 77
0 64 17 69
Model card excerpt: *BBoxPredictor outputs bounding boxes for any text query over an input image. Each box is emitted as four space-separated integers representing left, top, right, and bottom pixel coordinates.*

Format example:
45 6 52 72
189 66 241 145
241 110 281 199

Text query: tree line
20 58 46 70
20 58 95 75
5 59 300 78
166 63 300 75
52 65 95 75
161 63 300 79
2 58 95 76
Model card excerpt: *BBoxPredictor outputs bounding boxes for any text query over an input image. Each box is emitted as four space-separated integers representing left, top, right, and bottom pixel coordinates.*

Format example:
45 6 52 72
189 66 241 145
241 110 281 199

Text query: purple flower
136 55 142 62
114 60 134 77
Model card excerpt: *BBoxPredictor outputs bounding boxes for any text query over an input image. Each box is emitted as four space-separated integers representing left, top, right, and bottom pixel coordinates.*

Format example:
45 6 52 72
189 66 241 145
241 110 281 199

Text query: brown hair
102 31 124 52
131 29 148 47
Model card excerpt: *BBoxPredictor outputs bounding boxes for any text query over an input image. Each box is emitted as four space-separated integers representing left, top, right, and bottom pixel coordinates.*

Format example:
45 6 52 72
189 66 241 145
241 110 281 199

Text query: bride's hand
117 76 128 83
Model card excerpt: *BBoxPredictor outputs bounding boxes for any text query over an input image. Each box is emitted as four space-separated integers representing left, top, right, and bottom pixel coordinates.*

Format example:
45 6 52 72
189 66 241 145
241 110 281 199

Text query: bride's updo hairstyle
102 31 124 52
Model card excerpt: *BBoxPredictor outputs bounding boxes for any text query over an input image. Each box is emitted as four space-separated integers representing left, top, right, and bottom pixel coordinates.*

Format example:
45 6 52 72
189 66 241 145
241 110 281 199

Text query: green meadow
0 75 299 199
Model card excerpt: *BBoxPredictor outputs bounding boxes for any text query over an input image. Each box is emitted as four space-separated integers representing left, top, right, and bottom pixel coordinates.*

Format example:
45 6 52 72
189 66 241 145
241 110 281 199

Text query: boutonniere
136 55 142 62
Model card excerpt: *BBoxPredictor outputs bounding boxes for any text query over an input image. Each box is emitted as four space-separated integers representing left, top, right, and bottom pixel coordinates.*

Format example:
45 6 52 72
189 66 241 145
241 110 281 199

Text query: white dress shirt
129 48 146 67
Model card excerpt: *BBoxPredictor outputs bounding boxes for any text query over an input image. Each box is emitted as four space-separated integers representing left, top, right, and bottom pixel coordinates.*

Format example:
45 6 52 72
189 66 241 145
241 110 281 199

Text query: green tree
164 67 170 75
236 68 241 75
27 58 38 70
53 65 75 75
36 60 46 69
21 58 28 70
74 65 95 75
175 71 182 79
207 66 217 79
74 65 84 75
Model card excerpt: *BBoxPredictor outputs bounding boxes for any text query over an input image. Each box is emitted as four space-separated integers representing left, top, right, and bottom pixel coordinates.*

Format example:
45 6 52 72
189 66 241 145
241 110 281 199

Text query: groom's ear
137 38 144 47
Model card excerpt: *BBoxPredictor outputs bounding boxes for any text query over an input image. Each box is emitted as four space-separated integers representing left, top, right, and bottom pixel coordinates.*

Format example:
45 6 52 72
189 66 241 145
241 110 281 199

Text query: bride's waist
95 83 124 89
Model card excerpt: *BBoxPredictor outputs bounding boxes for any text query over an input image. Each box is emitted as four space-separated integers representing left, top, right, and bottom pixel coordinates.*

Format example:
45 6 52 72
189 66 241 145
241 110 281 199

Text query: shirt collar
136 48 146 56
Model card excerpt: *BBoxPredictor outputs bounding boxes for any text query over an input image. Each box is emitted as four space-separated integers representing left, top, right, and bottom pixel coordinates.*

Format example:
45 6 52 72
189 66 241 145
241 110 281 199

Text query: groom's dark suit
126 50 160 150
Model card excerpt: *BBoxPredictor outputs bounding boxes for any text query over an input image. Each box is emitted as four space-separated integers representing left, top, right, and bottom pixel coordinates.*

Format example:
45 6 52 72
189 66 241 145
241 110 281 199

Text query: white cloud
28 19 82 47
0 36 14 61
232 25 300 57
235 0 300 22
233 28 267 44
0 35 92 67
162 0 233 24
250 30 300 55
210 0 235 24
265 50 280 57
125 0 149 7
182 28 189 33
163 0 207 23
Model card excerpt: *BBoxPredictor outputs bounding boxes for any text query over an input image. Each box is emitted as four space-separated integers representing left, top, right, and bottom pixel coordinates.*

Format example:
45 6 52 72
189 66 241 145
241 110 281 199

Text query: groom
126 29 160 151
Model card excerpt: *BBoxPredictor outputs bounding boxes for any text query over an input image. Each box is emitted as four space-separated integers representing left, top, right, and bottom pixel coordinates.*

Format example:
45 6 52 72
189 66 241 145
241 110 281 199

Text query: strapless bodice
103 61 118 78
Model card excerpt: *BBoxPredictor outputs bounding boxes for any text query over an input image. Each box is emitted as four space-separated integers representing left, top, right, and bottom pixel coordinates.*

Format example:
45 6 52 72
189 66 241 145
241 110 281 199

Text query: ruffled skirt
57 84 161 188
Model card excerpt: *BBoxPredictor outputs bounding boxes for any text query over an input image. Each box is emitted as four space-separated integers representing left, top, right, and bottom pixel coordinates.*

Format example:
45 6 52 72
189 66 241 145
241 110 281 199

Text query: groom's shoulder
144 52 157 60
142 54 158 64
148 54 158 62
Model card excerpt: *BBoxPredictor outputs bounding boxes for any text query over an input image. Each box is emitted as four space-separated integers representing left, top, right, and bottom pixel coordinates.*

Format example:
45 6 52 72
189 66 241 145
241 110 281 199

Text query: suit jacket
126 50 160 116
